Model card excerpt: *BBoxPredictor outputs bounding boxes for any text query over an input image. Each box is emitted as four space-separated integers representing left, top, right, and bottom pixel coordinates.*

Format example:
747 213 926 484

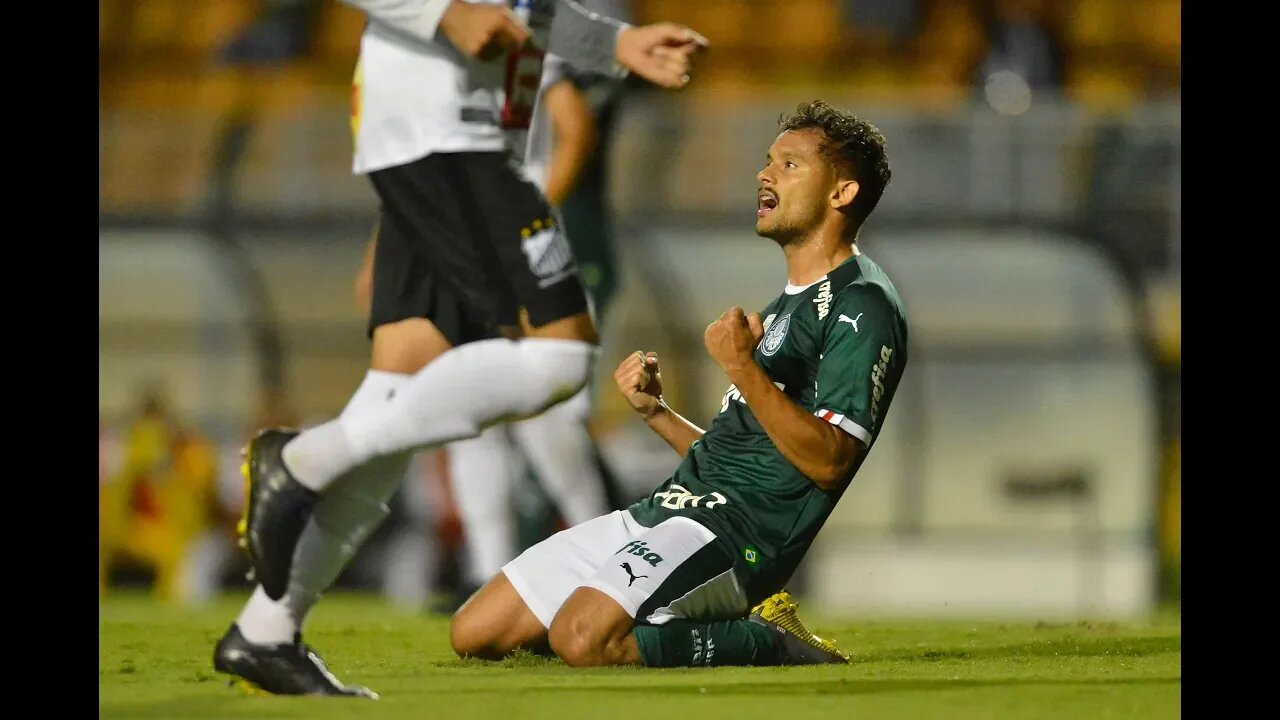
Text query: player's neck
782 233 858 287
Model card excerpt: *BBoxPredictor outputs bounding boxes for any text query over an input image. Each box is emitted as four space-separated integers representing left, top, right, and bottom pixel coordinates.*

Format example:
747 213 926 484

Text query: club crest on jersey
813 280 832 320
760 313 791 357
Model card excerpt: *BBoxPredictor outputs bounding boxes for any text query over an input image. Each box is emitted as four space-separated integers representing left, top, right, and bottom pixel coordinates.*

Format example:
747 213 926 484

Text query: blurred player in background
99 388 228 605
348 30 632 612
450 100 908 670
554 0 630 326
217 0 708 698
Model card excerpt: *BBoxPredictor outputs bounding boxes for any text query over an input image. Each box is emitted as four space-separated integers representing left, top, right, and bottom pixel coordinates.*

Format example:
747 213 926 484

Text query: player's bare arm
613 351 704 457
541 78 597 206
440 0 531 60
704 306 860 490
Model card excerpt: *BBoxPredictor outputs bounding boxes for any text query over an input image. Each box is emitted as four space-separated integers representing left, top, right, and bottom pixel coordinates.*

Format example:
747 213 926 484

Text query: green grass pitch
100 591 1180 719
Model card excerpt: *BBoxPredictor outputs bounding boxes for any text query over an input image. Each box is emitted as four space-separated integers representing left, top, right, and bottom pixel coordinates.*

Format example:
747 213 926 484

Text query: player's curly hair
778 101 891 235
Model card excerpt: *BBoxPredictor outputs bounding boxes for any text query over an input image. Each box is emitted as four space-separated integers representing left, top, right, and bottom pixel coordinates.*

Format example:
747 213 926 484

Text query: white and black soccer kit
343 0 627 343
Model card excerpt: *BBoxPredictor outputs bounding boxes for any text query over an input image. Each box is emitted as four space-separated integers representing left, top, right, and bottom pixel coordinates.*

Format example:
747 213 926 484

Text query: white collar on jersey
783 277 826 295
782 246 861 295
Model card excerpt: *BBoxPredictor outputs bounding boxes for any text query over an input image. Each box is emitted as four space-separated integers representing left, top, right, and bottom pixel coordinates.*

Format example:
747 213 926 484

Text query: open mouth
757 191 778 217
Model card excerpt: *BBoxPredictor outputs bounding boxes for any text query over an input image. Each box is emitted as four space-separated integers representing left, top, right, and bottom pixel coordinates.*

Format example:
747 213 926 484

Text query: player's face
755 128 838 242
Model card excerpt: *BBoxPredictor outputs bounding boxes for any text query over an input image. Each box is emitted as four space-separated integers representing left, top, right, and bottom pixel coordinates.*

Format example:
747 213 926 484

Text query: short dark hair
778 100 891 235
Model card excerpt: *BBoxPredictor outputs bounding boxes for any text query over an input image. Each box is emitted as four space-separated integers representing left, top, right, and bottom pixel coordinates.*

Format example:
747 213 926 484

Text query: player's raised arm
704 307 859 490
613 350 704 457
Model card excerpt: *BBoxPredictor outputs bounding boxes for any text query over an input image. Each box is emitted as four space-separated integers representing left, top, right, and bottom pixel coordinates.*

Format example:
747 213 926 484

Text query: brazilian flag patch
743 546 760 565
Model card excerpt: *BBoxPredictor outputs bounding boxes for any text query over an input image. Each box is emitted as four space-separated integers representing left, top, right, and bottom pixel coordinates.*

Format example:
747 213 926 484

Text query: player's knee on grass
449 610 507 660
548 587 639 667
450 574 547 660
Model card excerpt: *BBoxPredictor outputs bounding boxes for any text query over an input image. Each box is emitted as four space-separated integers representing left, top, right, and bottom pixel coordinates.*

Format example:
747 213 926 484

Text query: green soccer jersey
627 253 909 603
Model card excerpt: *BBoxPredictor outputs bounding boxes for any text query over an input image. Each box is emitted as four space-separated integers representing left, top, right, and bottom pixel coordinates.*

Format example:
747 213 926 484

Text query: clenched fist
614 350 664 419
704 306 764 378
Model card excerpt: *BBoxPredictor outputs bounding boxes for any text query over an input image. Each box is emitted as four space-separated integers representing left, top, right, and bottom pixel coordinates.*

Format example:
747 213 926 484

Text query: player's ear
831 180 859 210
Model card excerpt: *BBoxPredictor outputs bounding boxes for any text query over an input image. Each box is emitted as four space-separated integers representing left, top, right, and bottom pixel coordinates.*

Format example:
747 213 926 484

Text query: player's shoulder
829 256 906 321
832 278 902 319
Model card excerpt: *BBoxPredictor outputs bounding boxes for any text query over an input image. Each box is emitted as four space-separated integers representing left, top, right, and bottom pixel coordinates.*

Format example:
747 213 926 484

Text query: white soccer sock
511 387 610 527
448 425 519 587
284 338 596 493
237 370 412 645
237 585 299 645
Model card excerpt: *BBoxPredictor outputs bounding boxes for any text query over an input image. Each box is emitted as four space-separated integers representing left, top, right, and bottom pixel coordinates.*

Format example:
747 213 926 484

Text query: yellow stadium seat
315 2 368 63
1069 0 1122 49
1067 63 1145 110
634 0 688 26
1144 0 1181 67
761 0 840 56
182 0 256 54
130 0 183 51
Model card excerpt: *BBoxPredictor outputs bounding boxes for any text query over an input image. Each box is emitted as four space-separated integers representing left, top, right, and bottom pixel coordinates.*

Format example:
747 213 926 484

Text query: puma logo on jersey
837 313 863 332
813 280 832 320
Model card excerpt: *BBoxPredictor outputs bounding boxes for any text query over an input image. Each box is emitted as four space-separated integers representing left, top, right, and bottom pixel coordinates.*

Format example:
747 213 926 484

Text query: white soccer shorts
502 510 750 628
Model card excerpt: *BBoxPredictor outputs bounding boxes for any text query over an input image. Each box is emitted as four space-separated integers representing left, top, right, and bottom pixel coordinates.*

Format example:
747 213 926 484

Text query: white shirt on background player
343 0 626 175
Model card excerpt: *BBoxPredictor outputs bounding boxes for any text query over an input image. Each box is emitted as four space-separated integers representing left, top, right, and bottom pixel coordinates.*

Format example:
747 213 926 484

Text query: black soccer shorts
366 151 590 345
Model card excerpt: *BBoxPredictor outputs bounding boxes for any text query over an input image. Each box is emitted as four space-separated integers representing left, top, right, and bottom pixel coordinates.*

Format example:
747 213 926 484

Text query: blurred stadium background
98 0 1180 620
